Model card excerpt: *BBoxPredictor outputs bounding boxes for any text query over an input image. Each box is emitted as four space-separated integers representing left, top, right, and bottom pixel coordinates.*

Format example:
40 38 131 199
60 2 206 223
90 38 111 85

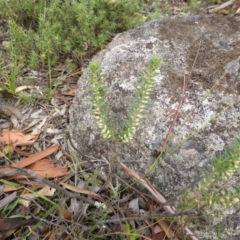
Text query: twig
160 74 186 154
99 210 199 224
66 69 83 79
209 0 235 13
0 167 95 205
158 40 201 156
0 192 17 208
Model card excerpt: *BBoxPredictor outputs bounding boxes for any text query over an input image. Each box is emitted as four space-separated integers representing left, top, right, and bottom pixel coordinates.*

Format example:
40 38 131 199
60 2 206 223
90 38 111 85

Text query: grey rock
70 16 240 239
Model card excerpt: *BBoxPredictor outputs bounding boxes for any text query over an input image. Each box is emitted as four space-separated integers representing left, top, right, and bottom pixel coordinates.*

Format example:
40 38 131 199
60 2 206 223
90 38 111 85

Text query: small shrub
89 56 161 142
179 137 240 212
0 0 147 67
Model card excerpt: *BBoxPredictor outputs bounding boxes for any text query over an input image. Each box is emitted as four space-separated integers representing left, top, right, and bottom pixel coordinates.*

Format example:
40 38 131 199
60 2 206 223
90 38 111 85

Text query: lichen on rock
70 16 240 239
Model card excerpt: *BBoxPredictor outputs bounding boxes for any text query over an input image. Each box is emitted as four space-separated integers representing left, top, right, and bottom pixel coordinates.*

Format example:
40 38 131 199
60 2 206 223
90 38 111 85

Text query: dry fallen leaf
0 130 38 147
0 229 15 240
49 231 56 240
7 159 69 180
0 218 32 231
3 186 24 193
15 85 34 93
58 209 72 220
61 96 71 107
62 89 75 96
19 186 56 207
0 145 59 174
60 182 102 200
157 219 179 240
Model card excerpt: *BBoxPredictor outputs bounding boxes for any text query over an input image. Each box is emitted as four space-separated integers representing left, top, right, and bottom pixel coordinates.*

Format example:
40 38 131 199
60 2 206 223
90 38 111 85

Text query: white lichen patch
153 73 164 84
181 103 195 112
118 75 137 91
207 133 225 152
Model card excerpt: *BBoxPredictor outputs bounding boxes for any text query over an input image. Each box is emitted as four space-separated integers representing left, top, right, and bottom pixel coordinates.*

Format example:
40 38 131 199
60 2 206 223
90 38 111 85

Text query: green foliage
187 0 200 12
178 137 240 212
0 55 20 94
0 0 147 67
89 57 160 142
145 0 167 18
18 92 36 104
89 62 114 139
123 223 139 240
120 57 160 142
